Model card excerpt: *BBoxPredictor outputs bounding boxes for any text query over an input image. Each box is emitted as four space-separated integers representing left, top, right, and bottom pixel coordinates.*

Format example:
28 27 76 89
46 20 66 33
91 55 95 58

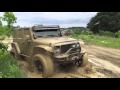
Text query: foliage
70 27 88 34
0 12 17 49
0 12 17 37
115 30 120 38
2 12 17 28
0 12 17 54
0 43 8 52
81 30 93 35
0 12 25 78
87 12 120 34
0 51 25 78
71 34 120 49
99 31 115 37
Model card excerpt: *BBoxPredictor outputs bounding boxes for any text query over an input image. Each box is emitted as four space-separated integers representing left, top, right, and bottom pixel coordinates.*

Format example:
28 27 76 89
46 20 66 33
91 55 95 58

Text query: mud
3 39 120 78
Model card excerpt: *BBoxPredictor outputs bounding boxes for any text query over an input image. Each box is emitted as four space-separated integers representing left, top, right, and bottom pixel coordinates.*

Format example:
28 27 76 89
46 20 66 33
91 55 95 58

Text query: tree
2 12 17 36
0 12 17 51
2 12 17 28
87 12 120 34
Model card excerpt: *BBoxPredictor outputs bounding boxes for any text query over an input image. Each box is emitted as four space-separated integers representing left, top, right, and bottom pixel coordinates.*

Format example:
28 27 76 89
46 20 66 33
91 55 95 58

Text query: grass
71 34 120 49
0 50 25 78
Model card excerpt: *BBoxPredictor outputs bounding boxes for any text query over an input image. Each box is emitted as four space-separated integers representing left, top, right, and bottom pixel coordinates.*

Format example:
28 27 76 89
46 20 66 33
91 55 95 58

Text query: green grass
71 34 120 49
0 50 25 78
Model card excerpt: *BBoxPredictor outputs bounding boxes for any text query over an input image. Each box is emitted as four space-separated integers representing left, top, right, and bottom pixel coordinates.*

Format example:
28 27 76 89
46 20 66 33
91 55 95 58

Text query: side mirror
24 35 30 41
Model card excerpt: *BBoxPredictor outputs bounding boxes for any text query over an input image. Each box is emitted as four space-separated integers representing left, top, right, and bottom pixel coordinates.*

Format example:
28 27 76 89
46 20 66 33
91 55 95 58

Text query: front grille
61 44 79 54
61 44 71 53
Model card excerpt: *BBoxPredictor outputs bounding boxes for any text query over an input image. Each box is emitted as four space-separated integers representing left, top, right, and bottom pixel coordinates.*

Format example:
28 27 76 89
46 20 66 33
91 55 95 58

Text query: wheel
33 54 54 78
80 53 88 67
76 53 88 67
11 48 19 60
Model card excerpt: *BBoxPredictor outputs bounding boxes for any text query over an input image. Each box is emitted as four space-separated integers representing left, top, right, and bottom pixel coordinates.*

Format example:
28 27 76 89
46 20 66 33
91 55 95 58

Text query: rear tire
11 48 19 60
33 54 54 78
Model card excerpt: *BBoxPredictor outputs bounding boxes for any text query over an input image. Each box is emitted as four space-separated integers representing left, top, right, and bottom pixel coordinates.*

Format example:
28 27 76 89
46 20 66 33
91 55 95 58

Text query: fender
79 48 87 58
33 45 53 55
11 42 20 54
34 45 53 52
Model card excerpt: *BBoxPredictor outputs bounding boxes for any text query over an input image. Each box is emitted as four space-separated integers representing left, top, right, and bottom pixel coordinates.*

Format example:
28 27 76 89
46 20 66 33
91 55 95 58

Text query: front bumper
54 52 84 63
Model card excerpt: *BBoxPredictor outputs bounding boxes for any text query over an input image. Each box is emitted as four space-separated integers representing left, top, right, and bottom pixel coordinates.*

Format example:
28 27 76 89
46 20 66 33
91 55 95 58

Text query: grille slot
61 44 79 54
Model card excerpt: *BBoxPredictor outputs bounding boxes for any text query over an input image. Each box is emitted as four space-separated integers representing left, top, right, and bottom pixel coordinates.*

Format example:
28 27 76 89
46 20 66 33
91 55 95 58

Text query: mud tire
11 48 19 60
33 54 54 78
80 53 88 67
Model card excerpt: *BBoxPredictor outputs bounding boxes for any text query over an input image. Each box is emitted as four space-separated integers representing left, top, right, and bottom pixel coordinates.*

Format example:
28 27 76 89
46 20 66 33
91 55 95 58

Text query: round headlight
71 44 76 48
76 43 80 47
71 43 80 48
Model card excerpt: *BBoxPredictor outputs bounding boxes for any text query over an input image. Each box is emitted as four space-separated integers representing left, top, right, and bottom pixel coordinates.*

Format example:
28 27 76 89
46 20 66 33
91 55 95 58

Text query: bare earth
3 39 120 78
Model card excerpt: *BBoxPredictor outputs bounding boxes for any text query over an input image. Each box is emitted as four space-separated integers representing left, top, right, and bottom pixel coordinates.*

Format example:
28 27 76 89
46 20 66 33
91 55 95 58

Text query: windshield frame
32 29 62 38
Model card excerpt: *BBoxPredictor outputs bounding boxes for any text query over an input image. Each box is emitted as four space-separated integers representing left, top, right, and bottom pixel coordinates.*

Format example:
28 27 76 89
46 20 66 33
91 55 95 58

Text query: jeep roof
14 25 60 31
32 25 60 30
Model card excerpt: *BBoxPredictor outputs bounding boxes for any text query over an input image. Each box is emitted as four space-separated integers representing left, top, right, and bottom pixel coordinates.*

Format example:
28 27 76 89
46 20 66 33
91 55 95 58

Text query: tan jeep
10 25 88 78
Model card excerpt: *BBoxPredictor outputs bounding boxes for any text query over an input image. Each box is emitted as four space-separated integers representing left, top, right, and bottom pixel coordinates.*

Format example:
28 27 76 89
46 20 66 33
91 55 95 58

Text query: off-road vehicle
10 25 88 77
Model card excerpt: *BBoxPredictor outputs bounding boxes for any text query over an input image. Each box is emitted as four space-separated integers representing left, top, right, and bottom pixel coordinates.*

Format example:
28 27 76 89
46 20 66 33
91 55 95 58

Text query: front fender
32 45 53 56
35 45 53 52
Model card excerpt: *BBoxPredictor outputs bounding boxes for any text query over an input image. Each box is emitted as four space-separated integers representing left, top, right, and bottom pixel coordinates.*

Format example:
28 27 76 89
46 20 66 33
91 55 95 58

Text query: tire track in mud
88 55 120 78
82 44 120 67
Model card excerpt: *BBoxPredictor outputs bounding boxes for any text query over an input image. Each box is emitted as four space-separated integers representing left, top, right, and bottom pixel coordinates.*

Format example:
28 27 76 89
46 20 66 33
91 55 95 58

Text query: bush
99 31 115 37
81 31 93 35
73 29 82 34
0 43 8 52
0 50 25 78
115 31 120 38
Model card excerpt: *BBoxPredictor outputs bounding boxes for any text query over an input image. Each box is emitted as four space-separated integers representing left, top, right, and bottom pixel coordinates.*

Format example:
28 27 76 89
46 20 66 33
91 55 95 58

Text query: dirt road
3 39 120 78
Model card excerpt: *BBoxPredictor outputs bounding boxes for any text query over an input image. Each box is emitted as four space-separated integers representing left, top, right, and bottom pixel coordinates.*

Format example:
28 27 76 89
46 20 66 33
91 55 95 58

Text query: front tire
76 53 88 67
80 53 88 67
33 54 54 78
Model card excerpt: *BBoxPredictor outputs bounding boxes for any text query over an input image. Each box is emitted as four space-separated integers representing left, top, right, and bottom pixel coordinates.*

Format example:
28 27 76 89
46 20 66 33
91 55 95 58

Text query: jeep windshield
33 29 61 37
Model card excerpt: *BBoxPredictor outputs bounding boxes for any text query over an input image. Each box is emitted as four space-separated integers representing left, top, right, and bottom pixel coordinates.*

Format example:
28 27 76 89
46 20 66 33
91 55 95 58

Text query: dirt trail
3 39 120 78
81 42 120 78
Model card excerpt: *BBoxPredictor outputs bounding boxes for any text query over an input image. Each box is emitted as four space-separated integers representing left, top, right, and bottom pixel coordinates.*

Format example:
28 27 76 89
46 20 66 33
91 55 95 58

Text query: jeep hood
34 37 78 45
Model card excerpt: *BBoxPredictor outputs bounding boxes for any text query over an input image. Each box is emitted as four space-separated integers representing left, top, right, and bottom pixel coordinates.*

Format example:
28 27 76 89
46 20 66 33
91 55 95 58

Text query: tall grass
0 50 25 78
71 34 120 49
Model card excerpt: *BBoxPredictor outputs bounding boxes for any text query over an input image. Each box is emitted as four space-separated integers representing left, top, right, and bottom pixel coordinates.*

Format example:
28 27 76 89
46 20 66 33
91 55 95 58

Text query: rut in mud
3 39 120 78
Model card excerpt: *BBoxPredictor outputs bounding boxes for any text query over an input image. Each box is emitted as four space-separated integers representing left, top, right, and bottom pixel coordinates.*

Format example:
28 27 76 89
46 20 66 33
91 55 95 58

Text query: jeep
10 25 88 77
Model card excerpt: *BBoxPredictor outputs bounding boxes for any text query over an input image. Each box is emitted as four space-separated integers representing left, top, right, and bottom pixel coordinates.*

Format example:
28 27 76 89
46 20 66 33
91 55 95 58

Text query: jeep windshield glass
33 29 61 37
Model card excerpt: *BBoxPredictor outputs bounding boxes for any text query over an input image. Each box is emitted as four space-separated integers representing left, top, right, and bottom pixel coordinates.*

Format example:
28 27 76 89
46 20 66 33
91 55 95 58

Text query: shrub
115 31 120 38
81 31 93 35
99 31 115 37
0 50 25 78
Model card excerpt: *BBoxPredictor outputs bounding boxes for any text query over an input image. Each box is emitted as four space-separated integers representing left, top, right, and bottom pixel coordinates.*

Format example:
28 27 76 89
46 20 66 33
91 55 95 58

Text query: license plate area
68 54 80 61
